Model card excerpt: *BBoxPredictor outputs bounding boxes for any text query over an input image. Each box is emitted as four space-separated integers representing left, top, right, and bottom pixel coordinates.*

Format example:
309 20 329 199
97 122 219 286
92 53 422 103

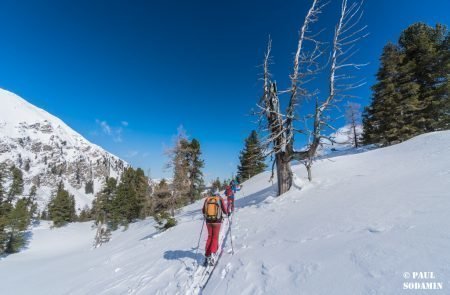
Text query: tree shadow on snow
139 231 162 241
177 208 202 220
0 230 33 260
234 185 277 210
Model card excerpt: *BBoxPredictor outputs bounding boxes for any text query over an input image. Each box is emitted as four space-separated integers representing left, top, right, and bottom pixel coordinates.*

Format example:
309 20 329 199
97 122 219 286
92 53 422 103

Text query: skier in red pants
202 190 229 266
225 185 235 213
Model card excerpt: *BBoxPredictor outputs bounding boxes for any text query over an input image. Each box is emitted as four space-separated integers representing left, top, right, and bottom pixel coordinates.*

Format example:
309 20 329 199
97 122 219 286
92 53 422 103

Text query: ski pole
227 215 234 255
194 219 205 262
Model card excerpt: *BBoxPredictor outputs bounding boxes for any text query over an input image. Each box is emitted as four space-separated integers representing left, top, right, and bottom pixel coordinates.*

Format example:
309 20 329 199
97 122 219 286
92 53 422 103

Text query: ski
197 216 232 290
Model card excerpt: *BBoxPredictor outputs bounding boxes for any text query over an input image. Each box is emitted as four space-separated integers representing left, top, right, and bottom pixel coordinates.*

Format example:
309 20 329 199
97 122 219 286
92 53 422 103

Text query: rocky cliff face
0 88 127 211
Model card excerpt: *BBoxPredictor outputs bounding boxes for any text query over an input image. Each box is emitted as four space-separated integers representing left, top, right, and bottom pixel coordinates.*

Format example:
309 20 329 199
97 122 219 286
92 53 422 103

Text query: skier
202 190 229 266
225 185 235 213
232 178 242 192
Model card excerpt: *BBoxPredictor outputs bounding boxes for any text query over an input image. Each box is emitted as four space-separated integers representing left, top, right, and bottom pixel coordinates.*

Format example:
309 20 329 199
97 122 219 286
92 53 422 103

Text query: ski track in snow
0 131 450 294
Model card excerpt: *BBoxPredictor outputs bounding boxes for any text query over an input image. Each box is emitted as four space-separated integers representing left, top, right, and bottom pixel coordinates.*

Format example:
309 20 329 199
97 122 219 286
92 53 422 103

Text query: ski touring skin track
188 214 233 294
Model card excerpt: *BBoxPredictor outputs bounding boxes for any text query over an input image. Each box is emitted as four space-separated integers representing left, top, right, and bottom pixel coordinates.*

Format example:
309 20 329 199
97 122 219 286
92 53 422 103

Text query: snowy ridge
0 88 128 210
0 131 449 294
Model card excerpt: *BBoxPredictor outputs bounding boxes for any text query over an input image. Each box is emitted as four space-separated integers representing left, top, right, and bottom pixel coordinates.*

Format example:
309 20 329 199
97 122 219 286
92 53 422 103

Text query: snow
316 124 364 156
1 131 449 294
0 88 127 211
0 88 85 143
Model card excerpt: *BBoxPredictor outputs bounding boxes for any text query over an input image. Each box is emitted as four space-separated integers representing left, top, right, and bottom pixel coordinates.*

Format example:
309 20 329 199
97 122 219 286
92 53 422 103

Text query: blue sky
0 0 448 181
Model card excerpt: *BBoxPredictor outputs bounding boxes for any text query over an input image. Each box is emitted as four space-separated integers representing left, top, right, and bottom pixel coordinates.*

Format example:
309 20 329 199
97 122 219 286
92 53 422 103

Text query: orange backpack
204 196 222 222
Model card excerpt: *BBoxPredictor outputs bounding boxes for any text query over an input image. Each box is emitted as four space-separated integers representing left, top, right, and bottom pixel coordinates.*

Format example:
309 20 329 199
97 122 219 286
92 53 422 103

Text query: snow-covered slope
0 131 449 295
316 124 364 156
0 88 127 210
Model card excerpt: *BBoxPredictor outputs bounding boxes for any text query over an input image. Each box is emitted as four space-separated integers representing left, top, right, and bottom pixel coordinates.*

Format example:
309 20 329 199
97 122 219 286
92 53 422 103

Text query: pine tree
92 177 118 247
221 179 229 190
48 182 76 227
26 185 38 220
399 23 449 132
0 164 6 204
112 168 148 227
8 166 24 201
134 168 149 219
363 23 449 145
9 199 30 232
187 139 205 203
211 178 221 192
2 199 31 253
93 177 117 230
152 179 171 213
0 167 10 252
362 43 404 145
154 211 177 231
78 206 92 222
171 138 190 213
237 130 267 182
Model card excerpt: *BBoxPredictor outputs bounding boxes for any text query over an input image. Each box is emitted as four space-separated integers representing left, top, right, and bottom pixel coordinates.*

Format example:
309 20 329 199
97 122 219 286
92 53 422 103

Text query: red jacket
202 195 228 223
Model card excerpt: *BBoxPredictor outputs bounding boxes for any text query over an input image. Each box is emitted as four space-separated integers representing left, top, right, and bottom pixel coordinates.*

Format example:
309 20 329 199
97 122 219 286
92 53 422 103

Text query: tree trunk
170 193 175 217
353 124 359 148
276 153 292 196
306 163 312 182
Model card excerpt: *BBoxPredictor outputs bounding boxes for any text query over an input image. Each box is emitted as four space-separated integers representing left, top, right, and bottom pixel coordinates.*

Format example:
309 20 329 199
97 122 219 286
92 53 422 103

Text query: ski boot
203 256 210 267
208 254 216 266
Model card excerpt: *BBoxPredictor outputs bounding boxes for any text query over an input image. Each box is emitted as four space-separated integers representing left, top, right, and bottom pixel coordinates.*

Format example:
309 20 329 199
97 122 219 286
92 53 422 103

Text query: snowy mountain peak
0 88 128 210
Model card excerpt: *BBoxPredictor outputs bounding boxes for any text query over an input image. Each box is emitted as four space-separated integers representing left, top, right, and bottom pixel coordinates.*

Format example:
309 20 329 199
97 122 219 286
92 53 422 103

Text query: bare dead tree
258 0 367 194
165 127 191 217
345 102 362 147
258 0 325 195
299 0 368 181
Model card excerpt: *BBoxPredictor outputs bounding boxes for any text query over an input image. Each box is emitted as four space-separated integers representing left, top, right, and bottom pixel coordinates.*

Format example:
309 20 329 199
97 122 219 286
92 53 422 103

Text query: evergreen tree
211 178 221 192
112 168 148 227
153 179 172 212
237 130 267 182
363 43 404 145
167 129 191 216
363 23 449 144
171 138 190 213
26 185 38 220
399 23 448 131
2 199 31 253
93 177 117 229
221 179 229 190
154 211 177 231
0 176 10 253
9 199 30 232
187 139 205 203
48 182 76 227
78 206 92 222
8 166 24 200
152 179 177 231
0 164 6 204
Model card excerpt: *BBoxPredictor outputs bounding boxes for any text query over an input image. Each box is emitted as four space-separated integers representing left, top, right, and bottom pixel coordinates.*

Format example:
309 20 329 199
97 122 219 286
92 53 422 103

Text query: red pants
227 197 235 212
205 223 221 256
